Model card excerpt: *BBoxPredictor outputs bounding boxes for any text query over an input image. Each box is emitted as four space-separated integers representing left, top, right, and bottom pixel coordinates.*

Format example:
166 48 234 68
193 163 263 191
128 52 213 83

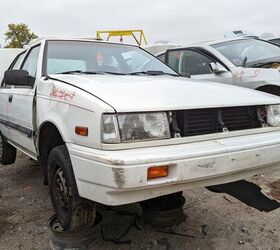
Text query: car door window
21 46 40 78
168 49 216 75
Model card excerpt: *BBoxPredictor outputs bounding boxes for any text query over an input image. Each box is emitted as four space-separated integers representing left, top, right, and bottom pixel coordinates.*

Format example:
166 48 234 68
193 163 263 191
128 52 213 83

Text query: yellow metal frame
96 30 148 46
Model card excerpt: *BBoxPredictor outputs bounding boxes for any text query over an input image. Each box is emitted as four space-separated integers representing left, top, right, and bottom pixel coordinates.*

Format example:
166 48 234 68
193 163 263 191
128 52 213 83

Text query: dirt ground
0 153 280 250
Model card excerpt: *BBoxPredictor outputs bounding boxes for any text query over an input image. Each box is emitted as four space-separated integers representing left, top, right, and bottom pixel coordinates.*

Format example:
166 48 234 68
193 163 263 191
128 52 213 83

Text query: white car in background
146 37 280 96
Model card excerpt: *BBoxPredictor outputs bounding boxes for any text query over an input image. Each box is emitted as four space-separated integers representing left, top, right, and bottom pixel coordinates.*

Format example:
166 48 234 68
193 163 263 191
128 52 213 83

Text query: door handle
8 95 13 103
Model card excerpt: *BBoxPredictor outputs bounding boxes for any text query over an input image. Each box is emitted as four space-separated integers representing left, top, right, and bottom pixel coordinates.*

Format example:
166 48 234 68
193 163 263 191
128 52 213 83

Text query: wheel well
38 122 64 184
256 85 280 96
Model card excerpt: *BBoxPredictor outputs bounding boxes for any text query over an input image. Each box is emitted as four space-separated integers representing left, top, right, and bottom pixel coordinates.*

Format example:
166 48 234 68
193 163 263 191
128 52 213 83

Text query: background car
146 37 280 96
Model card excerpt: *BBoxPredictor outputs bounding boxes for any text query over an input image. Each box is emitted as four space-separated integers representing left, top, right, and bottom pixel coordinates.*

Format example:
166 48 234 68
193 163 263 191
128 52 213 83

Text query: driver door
6 45 40 156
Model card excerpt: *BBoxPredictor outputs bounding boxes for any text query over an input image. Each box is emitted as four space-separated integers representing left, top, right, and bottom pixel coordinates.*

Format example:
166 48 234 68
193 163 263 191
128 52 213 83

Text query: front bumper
67 130 280 205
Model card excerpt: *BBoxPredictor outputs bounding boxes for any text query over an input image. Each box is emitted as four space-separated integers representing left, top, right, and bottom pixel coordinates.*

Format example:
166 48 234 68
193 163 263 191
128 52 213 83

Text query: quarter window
157 53 166 62
12 52 26 70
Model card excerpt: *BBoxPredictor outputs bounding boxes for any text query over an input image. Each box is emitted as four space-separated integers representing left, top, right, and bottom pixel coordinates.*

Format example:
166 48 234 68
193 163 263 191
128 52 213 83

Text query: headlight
267 105 280 127
101 112 171 143
101 114 121 143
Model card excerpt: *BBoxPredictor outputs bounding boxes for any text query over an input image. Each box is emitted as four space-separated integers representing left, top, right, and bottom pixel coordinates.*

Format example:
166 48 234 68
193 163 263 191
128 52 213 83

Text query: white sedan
146 37 280 96
1 38 280 231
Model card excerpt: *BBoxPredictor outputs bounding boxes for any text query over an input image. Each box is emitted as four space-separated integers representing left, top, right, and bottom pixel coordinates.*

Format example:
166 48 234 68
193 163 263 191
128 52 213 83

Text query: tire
140 192 184 211
140 192 186 227
48 145 96 231
0 134 17 165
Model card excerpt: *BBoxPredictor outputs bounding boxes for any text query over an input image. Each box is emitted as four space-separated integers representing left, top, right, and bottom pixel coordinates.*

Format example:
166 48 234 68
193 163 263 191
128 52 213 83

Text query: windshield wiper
55 70 99 75
55 70 127 75
128 70 178 76
96 71 127 75
55 70 177 76
56 70 84 74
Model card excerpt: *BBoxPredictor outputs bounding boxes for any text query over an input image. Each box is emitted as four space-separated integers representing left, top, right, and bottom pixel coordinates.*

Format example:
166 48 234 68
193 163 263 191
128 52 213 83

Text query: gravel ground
0 153 280 250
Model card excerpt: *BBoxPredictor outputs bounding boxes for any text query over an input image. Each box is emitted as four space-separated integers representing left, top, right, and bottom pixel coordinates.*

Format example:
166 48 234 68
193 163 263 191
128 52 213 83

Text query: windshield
211 39 280 67
45 40 177 75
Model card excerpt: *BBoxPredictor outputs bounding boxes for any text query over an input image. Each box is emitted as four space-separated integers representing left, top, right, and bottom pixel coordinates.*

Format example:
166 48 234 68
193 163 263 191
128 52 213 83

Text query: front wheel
48 145 96 231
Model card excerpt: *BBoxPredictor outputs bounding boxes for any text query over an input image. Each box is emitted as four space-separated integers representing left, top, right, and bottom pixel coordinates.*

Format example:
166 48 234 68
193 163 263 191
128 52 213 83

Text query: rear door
6 45 40 156
166 48 233 84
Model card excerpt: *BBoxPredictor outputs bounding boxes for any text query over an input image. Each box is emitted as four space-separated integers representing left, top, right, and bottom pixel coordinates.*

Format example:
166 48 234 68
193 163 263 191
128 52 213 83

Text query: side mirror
3 70 34 87
209 62 227 74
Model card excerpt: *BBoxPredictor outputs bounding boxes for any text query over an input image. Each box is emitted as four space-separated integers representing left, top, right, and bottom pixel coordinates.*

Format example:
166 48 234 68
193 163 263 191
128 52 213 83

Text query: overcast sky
0 0 279 47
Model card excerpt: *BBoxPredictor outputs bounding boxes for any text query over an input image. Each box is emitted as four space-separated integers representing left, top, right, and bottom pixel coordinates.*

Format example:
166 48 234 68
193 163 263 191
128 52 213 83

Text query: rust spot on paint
112 168 126 188
107 159 124 166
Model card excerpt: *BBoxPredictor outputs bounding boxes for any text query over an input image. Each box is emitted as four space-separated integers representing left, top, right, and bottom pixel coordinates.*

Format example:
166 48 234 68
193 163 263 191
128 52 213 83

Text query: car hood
50 74 280 112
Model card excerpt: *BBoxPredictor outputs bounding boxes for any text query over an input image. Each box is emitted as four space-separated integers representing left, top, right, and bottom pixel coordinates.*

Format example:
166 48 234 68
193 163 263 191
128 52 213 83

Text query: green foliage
4 23 38 48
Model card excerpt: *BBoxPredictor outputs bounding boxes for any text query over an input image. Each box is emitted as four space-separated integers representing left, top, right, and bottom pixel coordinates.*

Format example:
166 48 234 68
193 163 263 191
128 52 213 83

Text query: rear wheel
0 134 17 165
48 145 96 231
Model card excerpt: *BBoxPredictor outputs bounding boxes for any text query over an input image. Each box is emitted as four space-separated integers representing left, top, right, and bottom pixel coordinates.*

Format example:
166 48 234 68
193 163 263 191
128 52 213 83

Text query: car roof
144 43 180 55
182 37 258 48
26 37 139 48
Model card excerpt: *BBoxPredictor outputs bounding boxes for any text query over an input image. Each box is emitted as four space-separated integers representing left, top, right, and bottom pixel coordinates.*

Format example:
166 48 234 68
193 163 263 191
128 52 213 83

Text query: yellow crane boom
96 30 148 46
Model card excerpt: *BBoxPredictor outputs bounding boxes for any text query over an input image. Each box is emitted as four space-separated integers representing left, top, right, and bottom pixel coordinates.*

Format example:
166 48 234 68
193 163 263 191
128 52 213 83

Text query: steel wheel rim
53 164 70 216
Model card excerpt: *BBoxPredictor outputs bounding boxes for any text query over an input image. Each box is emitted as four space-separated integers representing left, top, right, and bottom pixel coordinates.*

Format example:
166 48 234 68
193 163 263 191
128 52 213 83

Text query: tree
4 23 38 48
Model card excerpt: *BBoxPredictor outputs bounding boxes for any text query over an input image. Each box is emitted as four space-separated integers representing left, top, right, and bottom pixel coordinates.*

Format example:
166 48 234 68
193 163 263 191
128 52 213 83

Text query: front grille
176 106 261 137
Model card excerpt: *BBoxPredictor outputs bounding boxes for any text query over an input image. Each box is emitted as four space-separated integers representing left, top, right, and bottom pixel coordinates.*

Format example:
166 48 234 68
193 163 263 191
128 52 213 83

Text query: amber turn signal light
75 126 88 136
147 166 169 180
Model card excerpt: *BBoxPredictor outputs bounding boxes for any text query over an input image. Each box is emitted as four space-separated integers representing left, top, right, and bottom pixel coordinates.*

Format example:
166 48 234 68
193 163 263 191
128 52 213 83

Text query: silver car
147 38 280 96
